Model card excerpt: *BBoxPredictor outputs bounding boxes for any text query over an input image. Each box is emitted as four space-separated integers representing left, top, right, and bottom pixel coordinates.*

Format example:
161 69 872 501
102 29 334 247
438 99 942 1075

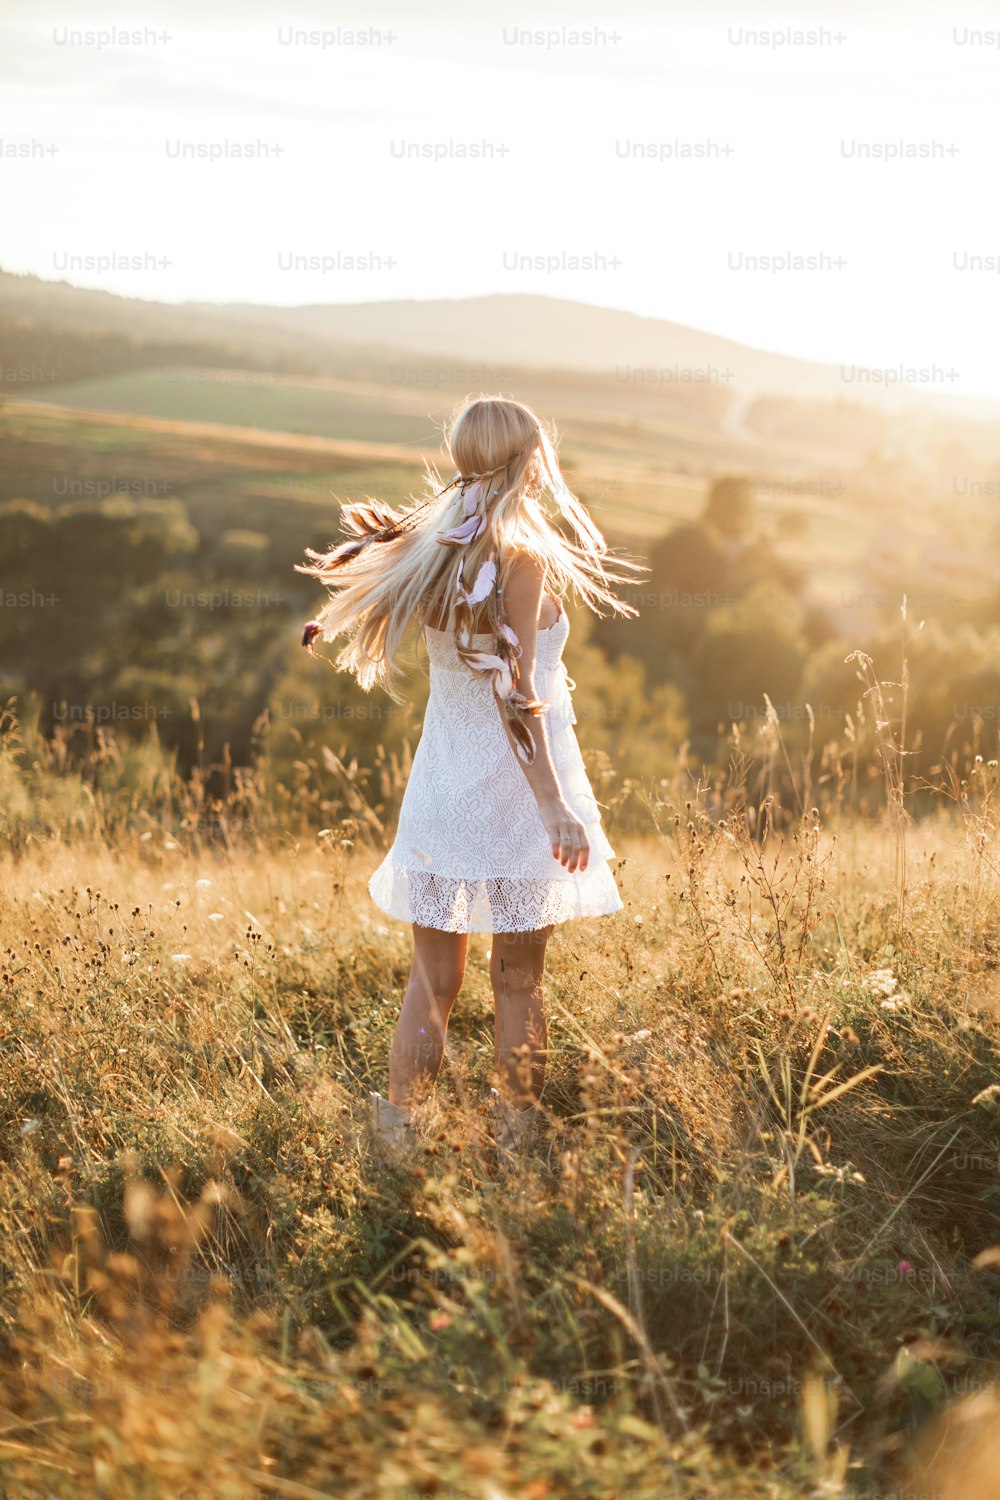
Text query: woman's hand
537 796 590 873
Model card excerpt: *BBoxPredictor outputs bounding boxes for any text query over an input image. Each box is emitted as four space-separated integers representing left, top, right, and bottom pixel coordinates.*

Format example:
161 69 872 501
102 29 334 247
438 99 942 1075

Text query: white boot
488 1086 539 1154
370 1090 415 1147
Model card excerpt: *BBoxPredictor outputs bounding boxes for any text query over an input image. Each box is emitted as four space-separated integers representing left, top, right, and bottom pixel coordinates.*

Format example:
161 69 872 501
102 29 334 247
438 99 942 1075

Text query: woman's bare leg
490 925 554 1106
388 923 468 1109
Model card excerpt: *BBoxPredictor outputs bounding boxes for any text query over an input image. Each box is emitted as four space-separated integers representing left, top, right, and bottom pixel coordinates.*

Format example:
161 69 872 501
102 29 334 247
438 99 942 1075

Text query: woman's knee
411 928 467 1002
490 926 552 984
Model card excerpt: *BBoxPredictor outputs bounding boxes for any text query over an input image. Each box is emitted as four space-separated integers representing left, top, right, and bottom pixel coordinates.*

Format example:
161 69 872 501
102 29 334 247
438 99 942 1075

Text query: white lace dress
367 609 623 933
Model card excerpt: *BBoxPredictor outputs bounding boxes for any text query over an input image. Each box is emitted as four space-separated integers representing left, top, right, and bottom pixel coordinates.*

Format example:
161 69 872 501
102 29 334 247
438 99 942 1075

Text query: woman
298 396 644 1154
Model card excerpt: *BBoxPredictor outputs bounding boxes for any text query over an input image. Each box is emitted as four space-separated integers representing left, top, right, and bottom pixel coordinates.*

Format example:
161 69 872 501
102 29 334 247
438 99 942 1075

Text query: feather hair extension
323 535 372 569
340 501 403 536
456 556 497 607
461 480 486 515
439 513 487 547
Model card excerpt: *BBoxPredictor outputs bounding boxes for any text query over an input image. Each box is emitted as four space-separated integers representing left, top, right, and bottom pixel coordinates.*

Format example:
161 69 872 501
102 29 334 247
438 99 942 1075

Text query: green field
3 393 982 606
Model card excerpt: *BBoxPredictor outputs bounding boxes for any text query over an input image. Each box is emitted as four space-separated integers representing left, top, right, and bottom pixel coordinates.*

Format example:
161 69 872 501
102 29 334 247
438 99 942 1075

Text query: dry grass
1 694 1000 1499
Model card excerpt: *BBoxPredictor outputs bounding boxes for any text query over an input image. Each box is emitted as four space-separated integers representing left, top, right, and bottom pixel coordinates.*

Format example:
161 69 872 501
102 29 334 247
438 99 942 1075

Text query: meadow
3 278 1000 1496
1 697 1000 1499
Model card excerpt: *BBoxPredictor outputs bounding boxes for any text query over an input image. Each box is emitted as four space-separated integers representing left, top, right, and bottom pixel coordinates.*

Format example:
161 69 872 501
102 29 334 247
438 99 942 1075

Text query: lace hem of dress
368 859 623 934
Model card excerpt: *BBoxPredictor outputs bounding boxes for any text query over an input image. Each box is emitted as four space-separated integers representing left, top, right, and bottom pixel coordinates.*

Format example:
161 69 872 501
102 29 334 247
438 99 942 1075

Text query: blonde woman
298 397 644 1154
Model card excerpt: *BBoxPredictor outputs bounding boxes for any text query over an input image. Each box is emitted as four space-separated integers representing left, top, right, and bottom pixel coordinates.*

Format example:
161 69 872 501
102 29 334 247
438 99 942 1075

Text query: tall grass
1 635 1000 1498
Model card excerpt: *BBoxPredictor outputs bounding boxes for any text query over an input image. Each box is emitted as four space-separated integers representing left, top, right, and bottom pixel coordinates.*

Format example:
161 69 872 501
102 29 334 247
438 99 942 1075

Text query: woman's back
368 607 622 933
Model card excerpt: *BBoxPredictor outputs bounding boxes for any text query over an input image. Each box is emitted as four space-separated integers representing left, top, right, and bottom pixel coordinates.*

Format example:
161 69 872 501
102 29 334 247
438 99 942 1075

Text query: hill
4 268 999 424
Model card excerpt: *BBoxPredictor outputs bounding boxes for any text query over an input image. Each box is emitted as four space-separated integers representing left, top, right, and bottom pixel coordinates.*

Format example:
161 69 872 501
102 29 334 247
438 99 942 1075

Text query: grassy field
17 362 856 544
7 262 1000 1497
0 396 933 601
10 377 995 613
2 711 1000 1499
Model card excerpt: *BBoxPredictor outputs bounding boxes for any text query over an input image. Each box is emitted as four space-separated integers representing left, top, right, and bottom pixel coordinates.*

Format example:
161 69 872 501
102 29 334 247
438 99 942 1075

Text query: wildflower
814 1163 866 1184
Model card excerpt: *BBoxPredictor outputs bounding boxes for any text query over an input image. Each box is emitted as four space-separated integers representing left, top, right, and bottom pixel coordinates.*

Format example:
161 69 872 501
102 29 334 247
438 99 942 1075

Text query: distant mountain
0 269 342 373
196 292 1000 421
2 269 997 423
203 293 826 399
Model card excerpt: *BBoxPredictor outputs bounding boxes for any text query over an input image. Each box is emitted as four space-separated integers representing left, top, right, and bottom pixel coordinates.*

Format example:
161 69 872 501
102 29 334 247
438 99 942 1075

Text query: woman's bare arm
493 553 590 873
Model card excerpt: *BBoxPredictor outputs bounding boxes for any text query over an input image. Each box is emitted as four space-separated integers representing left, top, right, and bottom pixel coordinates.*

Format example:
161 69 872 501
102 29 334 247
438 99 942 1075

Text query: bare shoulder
500 552 545 678
503 549 546 604
505 547 545 572
500 552 548 659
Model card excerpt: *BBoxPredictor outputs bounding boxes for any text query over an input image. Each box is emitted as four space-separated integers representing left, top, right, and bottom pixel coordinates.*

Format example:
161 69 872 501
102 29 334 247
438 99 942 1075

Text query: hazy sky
3 0 999 396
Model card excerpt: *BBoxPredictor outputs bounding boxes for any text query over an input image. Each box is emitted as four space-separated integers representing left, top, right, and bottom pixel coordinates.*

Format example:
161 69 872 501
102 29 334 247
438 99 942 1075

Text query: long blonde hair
297 395 646 763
